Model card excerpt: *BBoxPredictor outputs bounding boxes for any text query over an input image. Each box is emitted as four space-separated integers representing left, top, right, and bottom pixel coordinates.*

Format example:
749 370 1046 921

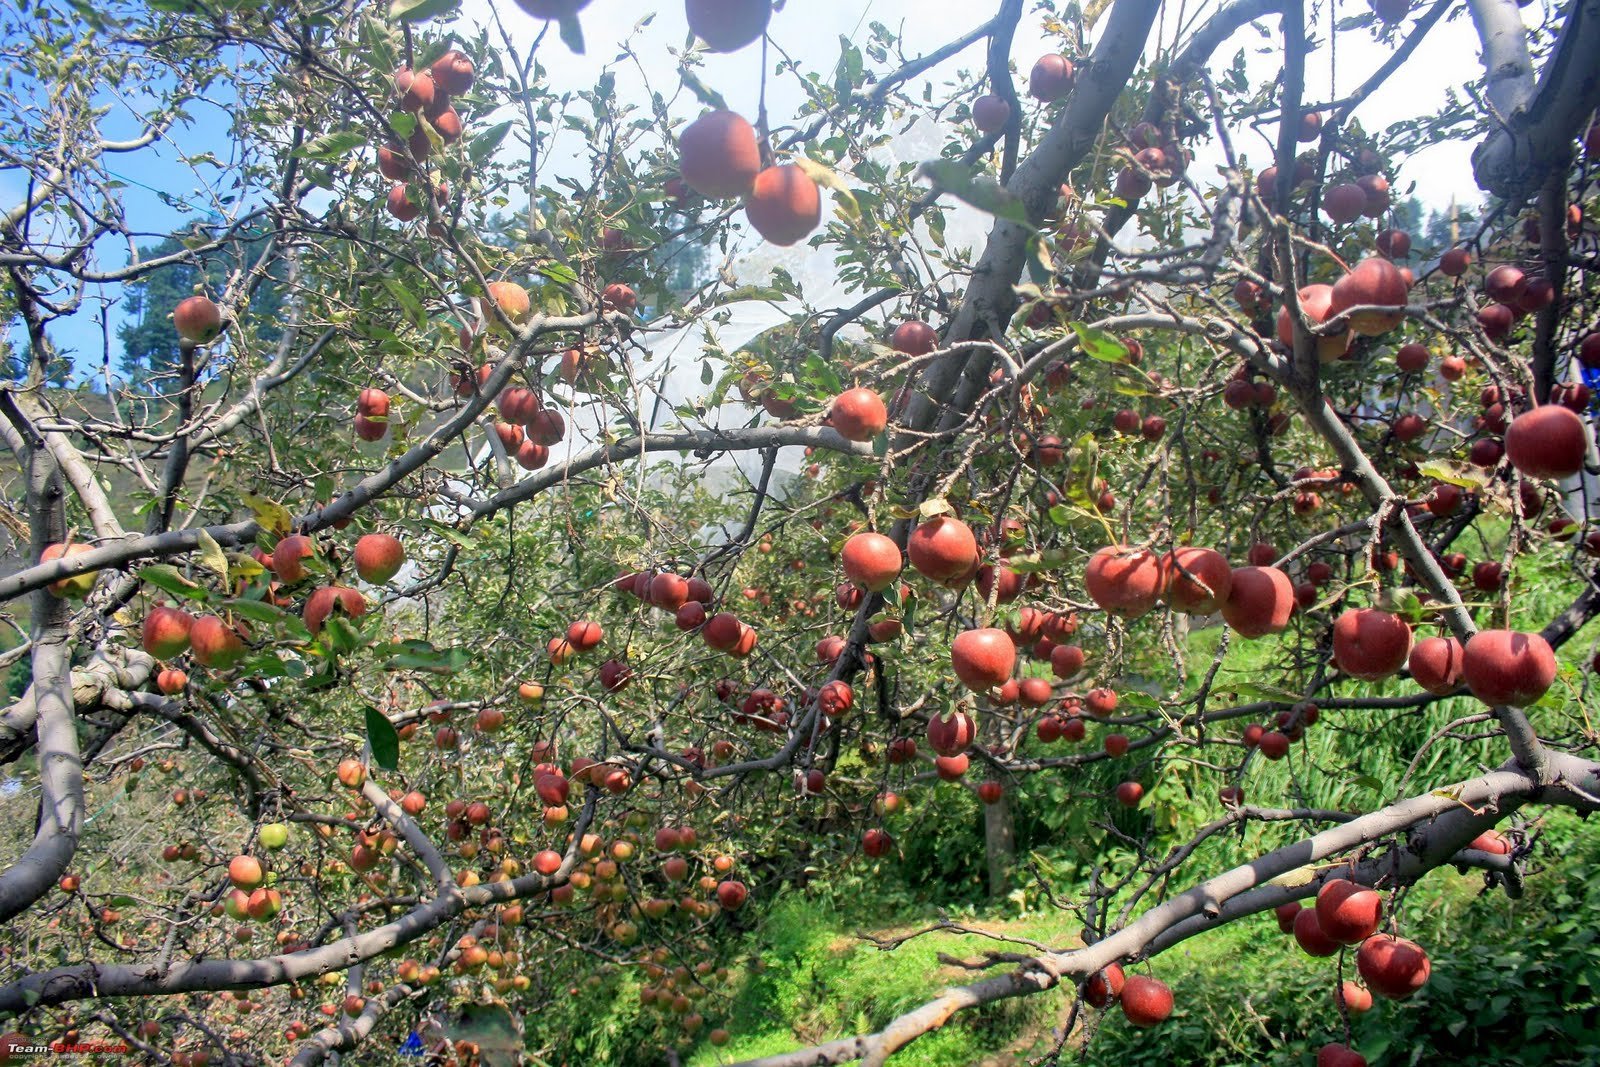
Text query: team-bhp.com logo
1 1036 131 1057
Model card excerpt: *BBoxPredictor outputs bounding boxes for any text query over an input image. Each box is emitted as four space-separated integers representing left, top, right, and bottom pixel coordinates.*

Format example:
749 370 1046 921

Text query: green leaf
389 0 459 21
365 705 401 771
537 262 580 287
139 565 207 601
1418 461 1487 490
678 67 728 111
382 277 426 326
1069 321 1131 363
325 617 363 655
468 120 514 166
419 518 478 550
380 639 471 673
709 285 790 307
915 160 1031 225
223 598 291 625
293 130 365 161
802 352 844 396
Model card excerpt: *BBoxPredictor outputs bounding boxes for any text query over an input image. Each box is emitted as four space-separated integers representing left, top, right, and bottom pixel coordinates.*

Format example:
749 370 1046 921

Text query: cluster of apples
381 49 475 223
138 532 407 675
970 52 1077 136
663 2 835 247
1274 871 1458 1067
1078 962 1176 1029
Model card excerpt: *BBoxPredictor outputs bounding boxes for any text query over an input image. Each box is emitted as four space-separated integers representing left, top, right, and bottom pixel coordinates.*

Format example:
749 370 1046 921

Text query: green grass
685 894 1078 1067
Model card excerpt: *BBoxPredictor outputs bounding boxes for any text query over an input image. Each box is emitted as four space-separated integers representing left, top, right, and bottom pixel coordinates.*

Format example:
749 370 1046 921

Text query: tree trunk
984 791 1015 898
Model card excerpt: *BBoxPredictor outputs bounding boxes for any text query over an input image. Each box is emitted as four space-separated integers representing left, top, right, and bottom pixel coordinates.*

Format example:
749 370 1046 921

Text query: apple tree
1 0 1600 1064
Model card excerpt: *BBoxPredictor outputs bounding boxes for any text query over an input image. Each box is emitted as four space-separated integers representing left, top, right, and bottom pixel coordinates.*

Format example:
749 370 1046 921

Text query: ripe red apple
303 586 366 635
352 533 405 585
428 49 474 94
1485 264 1527 304
1315 879 1383 944
156 668 187 694
1162 546 1232 614
862 828 893 857
1086 688 1118 716
841 532 902 591
891 320 937 355
1322 183 1368 224
1276 284 1350 361
972 94 1011 133
190 615 246 668
745 165 821 246
142 605 194 659
1258 730 1290 759
1317 1044 1368 1067
1118 974 1172 1026
1050 643 1085 678
1436 246 1471 276
1329 257 1409 335
908 515 978 585
1085 545 1167 618
1356 934 1431 999
685 0 772 53
598 658 632 693
678 111 761 199
515 0 593 18
1292 905 1340 957
1461 629 1556 706
1395 342 1429 372
1332 608 1412 680
715 879 748 910
272 534 314 585
393 65 436 111
951 628 1015 692
1468 829 1511 854
1274 901 1301 933
1504 405 1588 480
827 387 888 441
172 295 224 344
1029 54 1074 100
649 573 689 609
1114 781 1144 806
1221 566 1295 638
1337 979 1373 1014
228 855 264 890
1409 636 1464 694
1084 962 1125 1007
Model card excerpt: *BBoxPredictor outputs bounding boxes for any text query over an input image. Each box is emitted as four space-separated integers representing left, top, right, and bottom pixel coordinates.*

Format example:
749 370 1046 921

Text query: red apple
1332 608 1412 680
907 516 979 585
1118 975 1172 1026
1356 934 1431 999
1085 545 1168 618
1315 879 1383 944
1461 629 1557 706
1220 566 1295 638
1505 405 1587 480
